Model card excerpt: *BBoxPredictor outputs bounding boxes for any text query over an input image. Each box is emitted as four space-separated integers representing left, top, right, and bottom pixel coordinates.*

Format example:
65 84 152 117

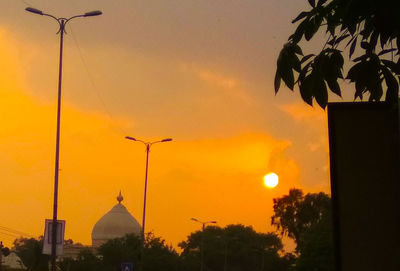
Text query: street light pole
191 218 217 271
125 136 172 270
25 7 102 271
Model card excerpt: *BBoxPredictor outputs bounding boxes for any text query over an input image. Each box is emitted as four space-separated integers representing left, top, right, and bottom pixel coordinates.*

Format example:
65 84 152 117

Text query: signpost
42 219 65 256
121 262 134 271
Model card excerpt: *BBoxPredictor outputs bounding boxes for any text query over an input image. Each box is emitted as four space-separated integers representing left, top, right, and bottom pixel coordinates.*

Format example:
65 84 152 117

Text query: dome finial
117 190 123 204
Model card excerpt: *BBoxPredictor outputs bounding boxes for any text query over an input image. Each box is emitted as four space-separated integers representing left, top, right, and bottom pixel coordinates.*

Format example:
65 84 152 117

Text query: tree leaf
300 54 315 64
335 34 350 44
294 44 304 56
327 79 341 97
304 16 322 41
345 35 356 48
354 80 365 100
360 41 371 50
368 82 383 101
380 32 390 49
292 12 310 24
299 75 314 106
378 48 397 56
353 55 367 62
331 50 344 68
381 59 397 72
346 62 364 81
382 66 399 95
348 23 357 36
385 84 398 102
397 38 400 56
274 71 281 94
314 77 328 109
282 69 295 90
290 19 308 43
315 53 330 77
369 31 379 49
291 55 302 73
277 49 295 90
327 36 336 46
349 36 357 59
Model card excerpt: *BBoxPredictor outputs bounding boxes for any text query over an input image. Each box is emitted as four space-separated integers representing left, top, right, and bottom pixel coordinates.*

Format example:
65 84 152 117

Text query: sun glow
264 172 279 188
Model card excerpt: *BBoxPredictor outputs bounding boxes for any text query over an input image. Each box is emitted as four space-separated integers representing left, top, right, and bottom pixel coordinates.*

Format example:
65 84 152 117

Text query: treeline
9 189 334 271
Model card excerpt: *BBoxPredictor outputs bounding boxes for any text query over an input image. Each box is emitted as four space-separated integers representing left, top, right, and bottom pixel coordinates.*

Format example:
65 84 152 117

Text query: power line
21 0 32 6
0 226 35 238
0 231 19 238
68 24 129 136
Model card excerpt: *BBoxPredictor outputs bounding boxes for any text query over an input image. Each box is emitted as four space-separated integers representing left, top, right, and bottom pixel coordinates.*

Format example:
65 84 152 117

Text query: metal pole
0 241 3 271
200 223 205 271
140 143 150 271
142 144 150 242
51 19 65 271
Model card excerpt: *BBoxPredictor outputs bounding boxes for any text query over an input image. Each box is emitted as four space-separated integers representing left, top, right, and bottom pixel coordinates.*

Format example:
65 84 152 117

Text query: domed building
91 191 141 247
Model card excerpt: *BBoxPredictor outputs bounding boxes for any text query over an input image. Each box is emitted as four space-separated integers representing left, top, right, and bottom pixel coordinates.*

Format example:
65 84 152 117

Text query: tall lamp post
191 218 217 271
125 136 172 270
25 7 102 271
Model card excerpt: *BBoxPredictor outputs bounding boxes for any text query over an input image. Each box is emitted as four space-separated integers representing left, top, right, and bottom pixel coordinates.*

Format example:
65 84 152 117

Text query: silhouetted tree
179 224 292 271
143 233 180 271
59 249 101 271
98 233 179 271
275 0 400 108
271 189 334 271
12 237 49 271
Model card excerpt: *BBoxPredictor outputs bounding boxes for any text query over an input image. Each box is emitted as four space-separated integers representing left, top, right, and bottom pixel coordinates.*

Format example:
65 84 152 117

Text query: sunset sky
0 0 351 250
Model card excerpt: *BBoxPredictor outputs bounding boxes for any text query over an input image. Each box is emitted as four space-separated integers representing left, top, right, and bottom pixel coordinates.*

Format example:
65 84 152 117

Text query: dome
91 192 141 247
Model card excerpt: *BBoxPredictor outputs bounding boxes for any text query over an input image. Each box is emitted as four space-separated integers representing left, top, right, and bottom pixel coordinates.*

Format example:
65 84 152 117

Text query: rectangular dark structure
328 102 400 271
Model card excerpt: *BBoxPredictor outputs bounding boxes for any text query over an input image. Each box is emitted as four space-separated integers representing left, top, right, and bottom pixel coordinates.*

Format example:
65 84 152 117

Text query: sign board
328 102 400 271
42 219 65 256
121 262 134 271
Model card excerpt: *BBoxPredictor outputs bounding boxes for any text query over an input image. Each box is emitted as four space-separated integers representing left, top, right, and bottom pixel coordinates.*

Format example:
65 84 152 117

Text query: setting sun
264 172 279 188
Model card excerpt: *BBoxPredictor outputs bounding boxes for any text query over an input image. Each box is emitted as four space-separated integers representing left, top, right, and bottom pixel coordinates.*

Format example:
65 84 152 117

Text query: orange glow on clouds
0 23 308 252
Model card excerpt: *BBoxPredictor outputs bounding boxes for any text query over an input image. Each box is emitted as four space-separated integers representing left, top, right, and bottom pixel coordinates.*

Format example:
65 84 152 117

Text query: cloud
279 102 326 122
179 62 255 105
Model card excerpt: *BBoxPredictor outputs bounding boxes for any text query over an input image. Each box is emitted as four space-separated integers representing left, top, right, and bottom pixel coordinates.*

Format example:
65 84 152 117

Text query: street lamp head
84 10 102 17
162 138 173 142
26 7 43 15
125 136 137 141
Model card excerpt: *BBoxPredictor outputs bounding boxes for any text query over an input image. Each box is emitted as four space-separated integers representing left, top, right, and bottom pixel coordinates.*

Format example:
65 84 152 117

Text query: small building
2 251 27 270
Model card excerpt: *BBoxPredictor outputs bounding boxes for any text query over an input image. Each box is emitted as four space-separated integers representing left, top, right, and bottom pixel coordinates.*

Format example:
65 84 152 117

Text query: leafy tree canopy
179 224 292 271
98 233 179 271
275 0 400 108
271 189 331 244
59 249 101 271
271 189 334 271
12 237 49 271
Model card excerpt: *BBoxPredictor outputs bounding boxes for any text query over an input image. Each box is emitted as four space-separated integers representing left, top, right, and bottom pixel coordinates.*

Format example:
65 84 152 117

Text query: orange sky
0 0 342 250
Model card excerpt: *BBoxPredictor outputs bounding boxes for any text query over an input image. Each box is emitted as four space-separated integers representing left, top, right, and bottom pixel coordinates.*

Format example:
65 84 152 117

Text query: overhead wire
67 24 129 136
0 225 35 238
20 0 33 7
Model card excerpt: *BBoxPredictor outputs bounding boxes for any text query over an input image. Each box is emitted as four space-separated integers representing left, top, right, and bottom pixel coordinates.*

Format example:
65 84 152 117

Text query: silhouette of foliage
179 224 292 271
98 233 179 271
59 249 101 271
271 189 334 271
1 246 10 257
12 237 49 271
275 0 400 108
